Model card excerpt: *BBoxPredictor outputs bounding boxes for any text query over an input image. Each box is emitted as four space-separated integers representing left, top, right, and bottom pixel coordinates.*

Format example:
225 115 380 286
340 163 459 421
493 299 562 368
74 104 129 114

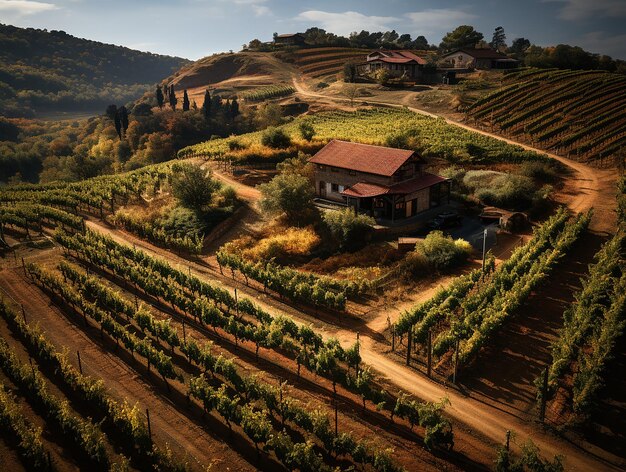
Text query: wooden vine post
427 329 432 378
405 328 412 366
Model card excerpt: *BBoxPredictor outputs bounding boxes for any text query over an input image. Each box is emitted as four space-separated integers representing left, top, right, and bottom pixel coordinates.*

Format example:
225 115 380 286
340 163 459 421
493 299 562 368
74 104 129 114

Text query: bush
170 163 221 210
475 174 536 210
242 226 321 262
518 161 560 183
298 121 315 142
322 207 375 251
261 127 292 149
259 173 315 224
415 231 472 271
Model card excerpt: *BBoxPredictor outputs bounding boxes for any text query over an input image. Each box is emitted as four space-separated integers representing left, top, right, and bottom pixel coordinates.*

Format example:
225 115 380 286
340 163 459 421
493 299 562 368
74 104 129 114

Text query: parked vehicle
429 211 462 230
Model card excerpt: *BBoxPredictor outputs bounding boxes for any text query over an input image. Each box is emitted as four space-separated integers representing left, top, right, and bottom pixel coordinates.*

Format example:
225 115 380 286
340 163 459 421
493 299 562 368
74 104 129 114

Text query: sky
0 0 625 60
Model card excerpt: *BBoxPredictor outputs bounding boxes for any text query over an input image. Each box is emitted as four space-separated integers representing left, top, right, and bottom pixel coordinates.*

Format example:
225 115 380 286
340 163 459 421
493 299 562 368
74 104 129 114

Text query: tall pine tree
156 85 164 109
182 89 190 111
119 106 129 136
491 26 507 50
202 89 211 119
230 97 239 119
169 84 177 110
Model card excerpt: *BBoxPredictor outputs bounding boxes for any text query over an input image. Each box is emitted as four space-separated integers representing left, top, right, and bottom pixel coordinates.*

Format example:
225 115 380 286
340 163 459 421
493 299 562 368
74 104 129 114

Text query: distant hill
0 24 190 117
465 68 626 165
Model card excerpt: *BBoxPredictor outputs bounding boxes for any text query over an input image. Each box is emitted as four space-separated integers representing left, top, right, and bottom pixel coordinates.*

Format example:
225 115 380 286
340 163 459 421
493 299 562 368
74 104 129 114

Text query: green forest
0 24 190 117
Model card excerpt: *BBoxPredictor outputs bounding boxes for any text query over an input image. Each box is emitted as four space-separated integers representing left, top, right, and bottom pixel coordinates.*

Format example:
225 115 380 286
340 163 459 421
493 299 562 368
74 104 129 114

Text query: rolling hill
0 24 190 117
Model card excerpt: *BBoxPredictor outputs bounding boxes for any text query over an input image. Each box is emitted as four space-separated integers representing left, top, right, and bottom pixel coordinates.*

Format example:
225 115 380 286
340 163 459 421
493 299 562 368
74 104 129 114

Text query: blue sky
1 0 624 59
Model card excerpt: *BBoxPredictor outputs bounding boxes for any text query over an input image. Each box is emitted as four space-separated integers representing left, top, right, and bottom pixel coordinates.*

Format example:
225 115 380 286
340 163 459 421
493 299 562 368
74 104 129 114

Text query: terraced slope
466 69 626 166
290 48 370 78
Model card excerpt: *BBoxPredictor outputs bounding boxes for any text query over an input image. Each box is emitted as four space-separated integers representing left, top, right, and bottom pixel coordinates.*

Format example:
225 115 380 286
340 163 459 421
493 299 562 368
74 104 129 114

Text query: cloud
405 9 477 33
576 31 626 59
0 0 58 15
546 0 626 21
295 10 399 36
227 0 270 16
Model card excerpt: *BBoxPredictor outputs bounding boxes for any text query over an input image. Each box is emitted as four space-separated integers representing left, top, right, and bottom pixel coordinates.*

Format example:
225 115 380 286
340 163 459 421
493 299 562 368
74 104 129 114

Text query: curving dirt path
292 77 618 235
55 81 619 470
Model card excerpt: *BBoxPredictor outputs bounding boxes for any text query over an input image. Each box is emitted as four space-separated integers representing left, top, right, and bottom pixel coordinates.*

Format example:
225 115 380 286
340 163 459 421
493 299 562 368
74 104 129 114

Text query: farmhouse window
395 201 405 210
374 198 384 208
331 183 339 192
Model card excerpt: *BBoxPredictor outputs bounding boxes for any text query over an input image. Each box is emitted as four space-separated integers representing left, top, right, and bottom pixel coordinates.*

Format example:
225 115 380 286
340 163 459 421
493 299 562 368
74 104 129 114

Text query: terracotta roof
375 57 416 64
309 140 416 177
390 173 448 194
443 48 512 60
367 50 427 65
341 172 448 198
342 182 390 198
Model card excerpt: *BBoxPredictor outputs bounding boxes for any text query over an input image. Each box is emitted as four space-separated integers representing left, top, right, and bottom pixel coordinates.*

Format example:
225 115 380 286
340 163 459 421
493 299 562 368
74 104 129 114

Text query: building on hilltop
273 33 306 46
360 50 428 79
440 48 519 70
309 140 450 222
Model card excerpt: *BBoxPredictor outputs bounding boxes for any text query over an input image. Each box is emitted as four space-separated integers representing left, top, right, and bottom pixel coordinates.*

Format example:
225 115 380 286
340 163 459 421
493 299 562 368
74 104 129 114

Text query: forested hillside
0 24 190 117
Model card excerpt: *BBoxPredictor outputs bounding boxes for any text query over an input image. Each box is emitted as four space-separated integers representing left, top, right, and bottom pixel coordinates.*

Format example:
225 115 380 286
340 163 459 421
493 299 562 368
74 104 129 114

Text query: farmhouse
361 50 427 79
274 33 306 46
441 48 519 69
310 140 450 222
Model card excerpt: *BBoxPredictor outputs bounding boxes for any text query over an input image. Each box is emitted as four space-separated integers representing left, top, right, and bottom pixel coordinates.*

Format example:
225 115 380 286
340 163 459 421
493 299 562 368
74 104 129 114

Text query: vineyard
466 68 626 166
289 48 370 78
543 179 626 422
393 207 591 375
0 194 459 472
241 84 295 102
179 107 550 165
0 163 236 255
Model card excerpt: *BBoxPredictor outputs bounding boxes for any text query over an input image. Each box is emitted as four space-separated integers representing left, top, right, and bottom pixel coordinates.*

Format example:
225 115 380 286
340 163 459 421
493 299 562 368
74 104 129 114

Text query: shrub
243 226 321 262
170 163 221 210
298 121 315 142
228 139 246 151
322 207 375 251
261 127 292 149
415 231 472 271
259 173 315 224
475 174 536 210
518 161 560 183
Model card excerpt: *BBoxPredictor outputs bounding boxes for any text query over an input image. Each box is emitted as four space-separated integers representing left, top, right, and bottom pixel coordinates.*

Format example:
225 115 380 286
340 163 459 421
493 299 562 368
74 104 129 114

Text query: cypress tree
202 89 211 119
230 97 239 118
114 111 122 139
182 89 190 111
156 85 164 109
169 84 177 110
119 106 129 137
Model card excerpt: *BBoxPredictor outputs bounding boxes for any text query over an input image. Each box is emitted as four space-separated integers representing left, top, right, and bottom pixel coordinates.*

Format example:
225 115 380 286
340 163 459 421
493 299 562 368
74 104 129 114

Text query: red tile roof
341 173 448 198
367 50 427 65
309 140 416 177
341 182 390 198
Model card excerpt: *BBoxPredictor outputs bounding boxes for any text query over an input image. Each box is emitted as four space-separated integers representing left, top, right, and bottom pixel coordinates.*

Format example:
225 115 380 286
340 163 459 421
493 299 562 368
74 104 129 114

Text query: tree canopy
440 25 484 51
171 163 221 210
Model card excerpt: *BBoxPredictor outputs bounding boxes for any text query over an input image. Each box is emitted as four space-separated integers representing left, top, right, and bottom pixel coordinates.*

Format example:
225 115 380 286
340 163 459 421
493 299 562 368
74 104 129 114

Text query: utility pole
405 328 412 366
427 329 432 378
453 339 460 384
540 367 548 422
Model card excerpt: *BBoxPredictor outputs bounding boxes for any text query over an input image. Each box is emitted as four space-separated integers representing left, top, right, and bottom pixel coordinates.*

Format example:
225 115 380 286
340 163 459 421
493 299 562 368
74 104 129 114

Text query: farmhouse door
406 200 413 218
320 181 326 197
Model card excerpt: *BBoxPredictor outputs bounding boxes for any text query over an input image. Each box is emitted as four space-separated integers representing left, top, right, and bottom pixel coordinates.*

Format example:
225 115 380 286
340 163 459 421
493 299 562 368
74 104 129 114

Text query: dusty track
292 77 618 235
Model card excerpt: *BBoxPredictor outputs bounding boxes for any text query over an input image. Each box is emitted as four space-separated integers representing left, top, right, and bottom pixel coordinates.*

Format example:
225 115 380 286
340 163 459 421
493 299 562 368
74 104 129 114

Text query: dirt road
292 77 617 235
